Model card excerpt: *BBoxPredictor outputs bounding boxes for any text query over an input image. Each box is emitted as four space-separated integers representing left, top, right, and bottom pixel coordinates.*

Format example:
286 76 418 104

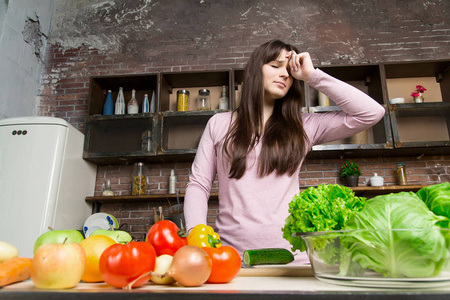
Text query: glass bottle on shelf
197 89 211 111
142 94 149 113
168 169 176 194
103 90 113 115
396 162 408 186
150 90 156 113
219 85 229 110
127 89 139 114
132 162 146 195
115 87 125 115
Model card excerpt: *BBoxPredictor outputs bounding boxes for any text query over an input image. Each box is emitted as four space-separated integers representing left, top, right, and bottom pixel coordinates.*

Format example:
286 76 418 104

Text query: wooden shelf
87 185 426 205
83 60 450 165
86 192 219 204
300 185 427 198
352 184 426 196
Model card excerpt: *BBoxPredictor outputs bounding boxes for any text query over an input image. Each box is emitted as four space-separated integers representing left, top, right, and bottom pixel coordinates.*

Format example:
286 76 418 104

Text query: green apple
34 230 84 254
0 241 19 262
90 229 132 244
31 242 86 289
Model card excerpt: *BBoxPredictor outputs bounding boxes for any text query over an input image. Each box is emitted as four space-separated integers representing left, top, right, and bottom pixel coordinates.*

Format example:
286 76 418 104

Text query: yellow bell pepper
187 224 222 248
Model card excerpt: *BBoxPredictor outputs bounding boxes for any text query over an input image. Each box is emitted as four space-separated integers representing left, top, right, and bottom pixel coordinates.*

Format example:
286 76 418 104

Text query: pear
90 229 132 244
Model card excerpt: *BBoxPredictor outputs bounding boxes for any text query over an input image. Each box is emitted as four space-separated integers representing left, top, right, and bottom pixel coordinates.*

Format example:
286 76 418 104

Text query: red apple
31 242 86 289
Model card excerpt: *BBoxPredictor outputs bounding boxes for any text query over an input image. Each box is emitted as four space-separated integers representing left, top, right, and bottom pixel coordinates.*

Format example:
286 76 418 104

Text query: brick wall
94 155 449 241
37 0 450 239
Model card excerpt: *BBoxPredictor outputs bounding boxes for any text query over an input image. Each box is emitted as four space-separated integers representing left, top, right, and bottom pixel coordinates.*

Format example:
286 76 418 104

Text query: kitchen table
2 264 450 300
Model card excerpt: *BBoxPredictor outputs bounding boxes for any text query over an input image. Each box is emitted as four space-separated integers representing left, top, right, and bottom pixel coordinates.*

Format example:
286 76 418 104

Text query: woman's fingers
286 51 315 81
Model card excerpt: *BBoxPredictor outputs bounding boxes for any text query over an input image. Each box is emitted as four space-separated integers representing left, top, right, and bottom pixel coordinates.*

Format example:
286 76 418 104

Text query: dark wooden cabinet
384 60 450 151
83 60 450 165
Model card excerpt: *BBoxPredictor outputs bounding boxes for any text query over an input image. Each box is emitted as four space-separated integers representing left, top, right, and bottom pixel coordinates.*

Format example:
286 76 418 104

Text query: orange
80 235 116 282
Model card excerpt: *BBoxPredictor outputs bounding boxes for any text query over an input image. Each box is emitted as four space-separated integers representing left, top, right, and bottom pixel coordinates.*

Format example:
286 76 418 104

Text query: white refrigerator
0 116 97 258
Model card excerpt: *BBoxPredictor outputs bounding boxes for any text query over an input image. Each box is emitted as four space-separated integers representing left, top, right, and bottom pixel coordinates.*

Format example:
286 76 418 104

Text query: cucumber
243 248 295 266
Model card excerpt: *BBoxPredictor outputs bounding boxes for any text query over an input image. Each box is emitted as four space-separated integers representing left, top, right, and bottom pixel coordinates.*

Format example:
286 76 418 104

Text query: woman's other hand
286 51 315 82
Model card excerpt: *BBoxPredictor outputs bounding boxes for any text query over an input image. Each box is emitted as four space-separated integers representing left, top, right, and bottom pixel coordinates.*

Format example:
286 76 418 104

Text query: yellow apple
0 241 19 262
31 242 86 289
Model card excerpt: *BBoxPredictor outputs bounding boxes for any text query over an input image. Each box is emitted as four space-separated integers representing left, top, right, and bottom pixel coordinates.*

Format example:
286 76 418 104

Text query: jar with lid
396 162 408 186
177 90 190 111
102 179 114 196
132 162 146 195
197 89 211 111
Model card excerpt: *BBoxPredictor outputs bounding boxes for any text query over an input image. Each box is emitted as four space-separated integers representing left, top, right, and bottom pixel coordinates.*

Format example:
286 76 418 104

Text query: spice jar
396 162 408 186
177 90 190 111
132 162 146 195
197 89 211 111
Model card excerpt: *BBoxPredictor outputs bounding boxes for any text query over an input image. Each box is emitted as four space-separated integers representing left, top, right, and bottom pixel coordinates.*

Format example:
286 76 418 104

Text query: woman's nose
280 68 290 77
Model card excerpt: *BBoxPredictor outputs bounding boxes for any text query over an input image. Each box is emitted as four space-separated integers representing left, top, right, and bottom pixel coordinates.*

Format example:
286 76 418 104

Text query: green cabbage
341 192 450 277
282 184 366 252
417 182 450 220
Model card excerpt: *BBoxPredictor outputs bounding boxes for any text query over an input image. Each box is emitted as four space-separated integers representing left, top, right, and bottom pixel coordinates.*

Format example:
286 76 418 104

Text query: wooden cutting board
238 263 314 277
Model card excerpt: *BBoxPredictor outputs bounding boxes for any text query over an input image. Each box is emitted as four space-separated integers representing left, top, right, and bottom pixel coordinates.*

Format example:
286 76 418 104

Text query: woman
184 40 385 263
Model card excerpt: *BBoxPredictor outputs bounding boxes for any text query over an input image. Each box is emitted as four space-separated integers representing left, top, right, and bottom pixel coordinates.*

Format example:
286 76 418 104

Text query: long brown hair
223 40 309 179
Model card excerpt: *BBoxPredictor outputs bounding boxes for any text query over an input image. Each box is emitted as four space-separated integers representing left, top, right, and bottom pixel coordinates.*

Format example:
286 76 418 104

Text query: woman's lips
274 81 286 88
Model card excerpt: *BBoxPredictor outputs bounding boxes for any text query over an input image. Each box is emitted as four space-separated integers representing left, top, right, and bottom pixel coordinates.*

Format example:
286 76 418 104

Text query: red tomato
99 241 156 288
202 246 241 283
146 220 188 256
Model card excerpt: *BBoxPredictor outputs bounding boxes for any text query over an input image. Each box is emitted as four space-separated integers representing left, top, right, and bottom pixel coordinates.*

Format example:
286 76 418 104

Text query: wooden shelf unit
83 60 450 165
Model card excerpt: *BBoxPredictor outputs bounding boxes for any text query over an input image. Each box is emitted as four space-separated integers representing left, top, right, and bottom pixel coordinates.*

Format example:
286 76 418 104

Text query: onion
165 245 212 287
151 255 175 285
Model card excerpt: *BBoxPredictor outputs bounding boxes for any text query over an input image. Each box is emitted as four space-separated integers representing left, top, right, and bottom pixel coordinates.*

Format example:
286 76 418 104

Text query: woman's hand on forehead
285 50 315 82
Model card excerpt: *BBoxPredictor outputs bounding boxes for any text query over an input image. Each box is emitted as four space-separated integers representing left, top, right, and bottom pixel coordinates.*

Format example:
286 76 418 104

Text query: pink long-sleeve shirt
184 69 385 263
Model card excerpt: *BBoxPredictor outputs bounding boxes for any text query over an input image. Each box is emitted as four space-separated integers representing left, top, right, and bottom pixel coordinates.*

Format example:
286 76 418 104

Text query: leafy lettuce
341 192 450 277
282 184 366 252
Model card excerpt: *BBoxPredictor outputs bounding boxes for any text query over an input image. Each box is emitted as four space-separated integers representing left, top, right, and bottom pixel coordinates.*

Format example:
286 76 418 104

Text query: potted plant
340 161 361 187
411 85 427 103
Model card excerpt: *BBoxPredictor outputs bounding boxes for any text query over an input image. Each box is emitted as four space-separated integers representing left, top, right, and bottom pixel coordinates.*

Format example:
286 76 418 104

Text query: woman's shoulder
208 111 233 127
205 111 233 138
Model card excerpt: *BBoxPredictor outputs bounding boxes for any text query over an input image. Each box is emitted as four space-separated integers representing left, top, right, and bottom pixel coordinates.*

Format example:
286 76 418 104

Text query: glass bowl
295 228 450 288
